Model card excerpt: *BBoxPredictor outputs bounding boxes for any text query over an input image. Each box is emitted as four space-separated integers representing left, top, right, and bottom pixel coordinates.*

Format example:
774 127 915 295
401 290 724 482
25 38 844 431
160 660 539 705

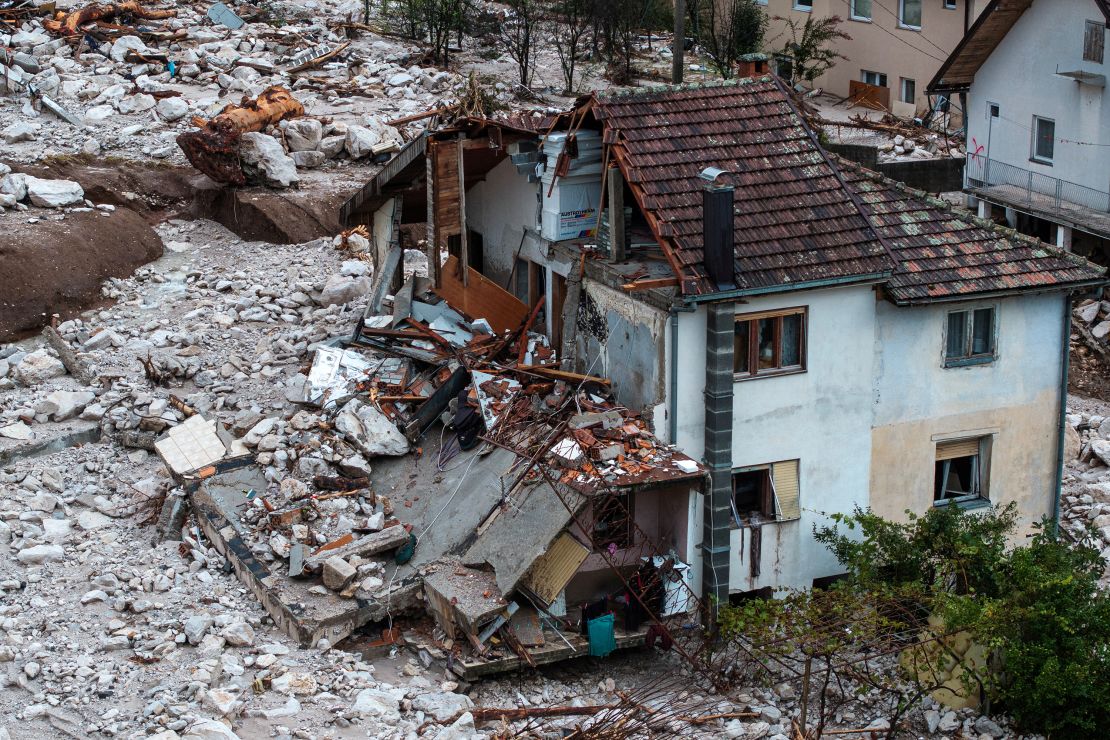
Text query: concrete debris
335 398 409 457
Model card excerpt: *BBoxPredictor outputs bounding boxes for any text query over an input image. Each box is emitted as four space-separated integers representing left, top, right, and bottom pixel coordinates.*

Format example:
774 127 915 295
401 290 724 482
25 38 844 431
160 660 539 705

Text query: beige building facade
757 0 983 115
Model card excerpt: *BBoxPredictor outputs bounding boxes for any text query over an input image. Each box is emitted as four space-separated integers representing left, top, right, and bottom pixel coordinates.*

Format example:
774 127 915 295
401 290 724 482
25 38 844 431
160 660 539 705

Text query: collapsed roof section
590 77 895 296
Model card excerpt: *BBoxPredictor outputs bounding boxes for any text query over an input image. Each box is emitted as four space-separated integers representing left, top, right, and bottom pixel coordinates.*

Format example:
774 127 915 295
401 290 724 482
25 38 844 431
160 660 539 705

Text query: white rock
318 273 371 306
412 692 475 722
203 687 238 715
351 687 402 721
116 93 157 114
109 35 149 63
1 172 28 201
183 614 214 645
181 718 242 740
221 621 255 647
0 422 33 440
284 118 322 152
17 544 64 564
434 711 476 740
238 132 299 188
14 349 65 385
319 134 345 159
344 125 381 159
291 150 326 169
156 96 190 122
1 121 38 143
387 72 415 86
322 556 356 590
1078 301 1102 323
1092 439 1110 467
44 390 95 420
84 105 115 124
335 398 410 457
77 511 111 531
25 177 84 208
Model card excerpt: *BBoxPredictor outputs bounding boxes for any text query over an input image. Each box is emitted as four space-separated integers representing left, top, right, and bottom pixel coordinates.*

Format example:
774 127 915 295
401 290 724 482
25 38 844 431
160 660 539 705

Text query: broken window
934 437 989 505
733 308 806 378
592 492 633 550
945 306 996 366
731 460 801 524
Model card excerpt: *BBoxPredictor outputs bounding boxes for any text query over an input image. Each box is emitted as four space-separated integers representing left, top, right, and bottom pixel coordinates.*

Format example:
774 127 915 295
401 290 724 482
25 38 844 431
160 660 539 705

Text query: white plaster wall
672 285 878 592
870 293 1066 531
464 157 541 284
967 0 1110 193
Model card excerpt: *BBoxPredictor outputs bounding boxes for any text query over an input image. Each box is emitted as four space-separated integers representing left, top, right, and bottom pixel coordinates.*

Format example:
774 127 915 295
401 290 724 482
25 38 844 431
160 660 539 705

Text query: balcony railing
965 154 1110 216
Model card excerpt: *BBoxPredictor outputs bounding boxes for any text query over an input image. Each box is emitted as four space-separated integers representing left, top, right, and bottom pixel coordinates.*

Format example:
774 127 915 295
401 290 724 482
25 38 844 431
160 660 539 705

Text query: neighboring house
758 0 983 115
929 0 1110 258
341 76 1104 604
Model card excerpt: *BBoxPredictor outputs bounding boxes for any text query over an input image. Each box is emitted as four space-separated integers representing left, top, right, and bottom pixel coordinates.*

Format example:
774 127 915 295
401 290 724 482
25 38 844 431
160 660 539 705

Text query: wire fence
966 154 1110 215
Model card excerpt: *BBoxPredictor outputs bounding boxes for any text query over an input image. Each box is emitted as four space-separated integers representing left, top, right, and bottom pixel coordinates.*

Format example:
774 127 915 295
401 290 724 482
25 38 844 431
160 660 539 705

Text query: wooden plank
433 255 528 334
621 277 678 291
521 532 589 605
847 80 890 111
516 364 611 385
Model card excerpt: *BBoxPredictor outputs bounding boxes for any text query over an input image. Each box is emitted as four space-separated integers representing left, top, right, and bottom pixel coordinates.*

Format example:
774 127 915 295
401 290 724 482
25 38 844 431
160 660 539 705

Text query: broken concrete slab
335 399 409 457
0 420 100 466
304 525 408 570
189 467 421 647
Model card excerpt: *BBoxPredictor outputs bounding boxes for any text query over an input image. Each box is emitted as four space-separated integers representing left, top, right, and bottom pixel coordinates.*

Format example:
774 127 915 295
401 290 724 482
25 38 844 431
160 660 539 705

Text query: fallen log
43 1 176 36
176 86 304 185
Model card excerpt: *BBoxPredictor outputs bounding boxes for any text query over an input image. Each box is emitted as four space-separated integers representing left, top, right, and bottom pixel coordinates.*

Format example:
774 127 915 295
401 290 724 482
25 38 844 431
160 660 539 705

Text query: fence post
1055 179 1062 214
1027 170 1033 202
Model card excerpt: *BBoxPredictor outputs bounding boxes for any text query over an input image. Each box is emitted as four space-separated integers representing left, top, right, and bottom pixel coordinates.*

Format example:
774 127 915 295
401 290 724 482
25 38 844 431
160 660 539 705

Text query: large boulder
1 172 28 201
109 35 150 63
284 119 323 152
43 390 95 420
156 96 190 122
14 349 65 385
317 273 370 306
344 125 381 159
238 132 299 188
335 399 409 457
411 692 475 722
25 177 84 208
350 687 403 722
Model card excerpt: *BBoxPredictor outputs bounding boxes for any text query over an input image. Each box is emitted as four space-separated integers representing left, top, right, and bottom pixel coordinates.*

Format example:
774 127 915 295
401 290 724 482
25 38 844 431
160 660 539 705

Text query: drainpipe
1052 295 1073 537
700 182 736 625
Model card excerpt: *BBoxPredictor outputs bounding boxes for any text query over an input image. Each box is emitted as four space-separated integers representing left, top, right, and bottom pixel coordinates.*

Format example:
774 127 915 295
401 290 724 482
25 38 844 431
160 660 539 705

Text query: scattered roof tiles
837 159 1106 303
592 77 894 295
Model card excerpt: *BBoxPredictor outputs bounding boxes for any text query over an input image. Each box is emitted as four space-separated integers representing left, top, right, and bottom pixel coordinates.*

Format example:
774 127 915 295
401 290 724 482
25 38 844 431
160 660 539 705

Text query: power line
831 0 950 63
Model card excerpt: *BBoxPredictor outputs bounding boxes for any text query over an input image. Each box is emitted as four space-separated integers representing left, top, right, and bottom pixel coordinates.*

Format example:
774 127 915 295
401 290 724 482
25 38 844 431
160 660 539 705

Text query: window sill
934 497 991 511
944 355 995 368
793 5 813 11
1029 157 1054 167
730 517 799 529
849 16 872 22
734 367 806 382
897 23 922 31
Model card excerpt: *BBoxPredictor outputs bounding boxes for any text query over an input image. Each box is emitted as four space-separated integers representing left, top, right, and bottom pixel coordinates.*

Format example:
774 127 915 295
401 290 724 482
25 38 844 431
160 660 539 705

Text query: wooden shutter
1085 21 1105 63
772 460 801 521
521 532 590 606
936 438 980 461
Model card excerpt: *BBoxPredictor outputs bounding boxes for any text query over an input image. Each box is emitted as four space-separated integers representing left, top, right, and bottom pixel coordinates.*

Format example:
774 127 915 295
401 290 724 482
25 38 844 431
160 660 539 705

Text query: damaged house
341 74 1107 614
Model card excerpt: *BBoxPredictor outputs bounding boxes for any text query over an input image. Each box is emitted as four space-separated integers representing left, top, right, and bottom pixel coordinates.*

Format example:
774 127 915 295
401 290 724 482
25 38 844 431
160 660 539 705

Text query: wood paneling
433 255 529 334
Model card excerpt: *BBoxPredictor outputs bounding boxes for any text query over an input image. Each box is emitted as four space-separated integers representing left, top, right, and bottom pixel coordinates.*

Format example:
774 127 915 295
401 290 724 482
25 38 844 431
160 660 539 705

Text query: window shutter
771 460 801 521
1085 21 1105 63
936 438 980 461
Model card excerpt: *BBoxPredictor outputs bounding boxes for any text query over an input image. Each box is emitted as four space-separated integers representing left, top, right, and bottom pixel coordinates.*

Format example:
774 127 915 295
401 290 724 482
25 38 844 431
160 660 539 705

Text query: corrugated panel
936 438 980 461
521 532 589 605
772 460 801 521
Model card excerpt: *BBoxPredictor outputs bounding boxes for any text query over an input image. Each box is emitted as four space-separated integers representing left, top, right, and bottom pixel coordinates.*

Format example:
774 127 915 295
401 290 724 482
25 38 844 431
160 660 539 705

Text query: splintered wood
176 85 304 185
43 1 176 36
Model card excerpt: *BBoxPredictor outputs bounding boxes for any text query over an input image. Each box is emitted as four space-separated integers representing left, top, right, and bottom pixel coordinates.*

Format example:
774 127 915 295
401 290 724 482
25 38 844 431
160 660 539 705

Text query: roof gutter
682 272 891 305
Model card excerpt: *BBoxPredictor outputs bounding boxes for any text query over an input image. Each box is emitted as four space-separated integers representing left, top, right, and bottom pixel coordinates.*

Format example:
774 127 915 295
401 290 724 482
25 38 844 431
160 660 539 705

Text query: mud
0 207 163 341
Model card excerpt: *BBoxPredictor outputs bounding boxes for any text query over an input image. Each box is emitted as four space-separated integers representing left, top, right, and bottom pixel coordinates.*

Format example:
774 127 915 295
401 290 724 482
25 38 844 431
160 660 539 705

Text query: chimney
702 182 736 292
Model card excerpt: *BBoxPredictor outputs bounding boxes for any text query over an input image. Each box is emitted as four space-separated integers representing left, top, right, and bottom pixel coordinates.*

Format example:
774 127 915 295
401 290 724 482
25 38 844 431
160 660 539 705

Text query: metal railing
965 154 1110 215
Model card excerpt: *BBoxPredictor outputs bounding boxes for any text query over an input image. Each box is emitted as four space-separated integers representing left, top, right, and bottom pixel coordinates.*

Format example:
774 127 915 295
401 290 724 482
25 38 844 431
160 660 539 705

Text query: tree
546 0 592 94
385 0 470 66
774 14 850 86
698 0 767 78
818 506 1110 739
497 0 540 87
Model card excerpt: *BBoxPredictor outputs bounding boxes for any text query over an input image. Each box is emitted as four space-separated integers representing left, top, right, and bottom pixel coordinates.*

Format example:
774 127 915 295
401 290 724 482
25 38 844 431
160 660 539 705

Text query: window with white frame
944 0 956 9
794 0 813 10
934 437 990 506
851 0 872 20
1031 115 1055 163
861 70 888 87
945 306 996 366
899 0 922 27
900 78 916 104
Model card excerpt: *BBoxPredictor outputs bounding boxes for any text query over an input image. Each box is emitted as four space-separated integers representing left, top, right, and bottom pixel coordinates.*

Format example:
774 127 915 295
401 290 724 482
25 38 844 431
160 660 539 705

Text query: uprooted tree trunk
176 86 304 186
43 1 177 36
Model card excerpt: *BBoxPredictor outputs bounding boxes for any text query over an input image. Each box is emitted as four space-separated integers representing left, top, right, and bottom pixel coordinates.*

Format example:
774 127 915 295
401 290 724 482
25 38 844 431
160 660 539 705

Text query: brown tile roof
837 159 1107 303
592 77 894 296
